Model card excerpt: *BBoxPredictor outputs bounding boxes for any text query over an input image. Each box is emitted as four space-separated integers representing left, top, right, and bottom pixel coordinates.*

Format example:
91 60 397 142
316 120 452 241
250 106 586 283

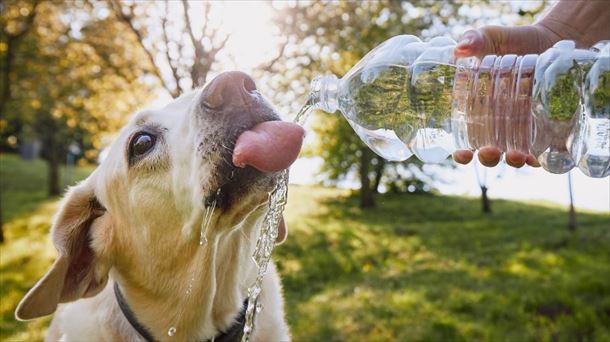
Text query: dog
15 71 303 341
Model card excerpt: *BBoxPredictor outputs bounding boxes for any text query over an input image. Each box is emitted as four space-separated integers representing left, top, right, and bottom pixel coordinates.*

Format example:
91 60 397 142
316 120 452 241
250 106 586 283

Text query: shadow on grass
278 187 610 341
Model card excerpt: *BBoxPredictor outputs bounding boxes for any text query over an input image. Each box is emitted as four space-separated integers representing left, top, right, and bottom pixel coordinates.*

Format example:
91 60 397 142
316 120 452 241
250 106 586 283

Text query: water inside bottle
344 63 458 162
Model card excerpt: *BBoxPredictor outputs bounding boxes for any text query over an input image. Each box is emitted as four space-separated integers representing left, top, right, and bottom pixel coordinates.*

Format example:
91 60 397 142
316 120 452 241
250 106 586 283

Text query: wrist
535 19 579 48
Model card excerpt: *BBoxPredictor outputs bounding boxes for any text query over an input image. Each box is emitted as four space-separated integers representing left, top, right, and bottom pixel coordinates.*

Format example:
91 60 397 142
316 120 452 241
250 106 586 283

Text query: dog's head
16 72 295 320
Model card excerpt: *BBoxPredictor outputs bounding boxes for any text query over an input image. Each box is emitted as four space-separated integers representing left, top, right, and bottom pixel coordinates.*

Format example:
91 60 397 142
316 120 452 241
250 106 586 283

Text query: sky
188 1 281 74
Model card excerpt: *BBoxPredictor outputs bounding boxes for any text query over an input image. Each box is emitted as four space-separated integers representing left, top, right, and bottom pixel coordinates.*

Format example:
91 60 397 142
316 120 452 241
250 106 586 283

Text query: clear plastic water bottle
308 35 610 178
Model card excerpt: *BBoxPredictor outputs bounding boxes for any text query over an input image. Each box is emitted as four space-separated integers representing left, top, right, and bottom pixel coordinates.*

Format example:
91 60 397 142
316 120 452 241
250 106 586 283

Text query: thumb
454 25 560 58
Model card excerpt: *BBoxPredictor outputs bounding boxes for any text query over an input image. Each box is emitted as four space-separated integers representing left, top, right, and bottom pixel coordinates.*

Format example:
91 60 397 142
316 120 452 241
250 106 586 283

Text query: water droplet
255 302 263 313
199 199 216 246
168 326 176 336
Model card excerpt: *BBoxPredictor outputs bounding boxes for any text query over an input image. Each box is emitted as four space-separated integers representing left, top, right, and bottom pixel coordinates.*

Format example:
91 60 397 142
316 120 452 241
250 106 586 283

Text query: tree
107 0 230 98
474 162 493 213
567 173 577 231
0 0 38 118
1 0 152 197
1 0 39 243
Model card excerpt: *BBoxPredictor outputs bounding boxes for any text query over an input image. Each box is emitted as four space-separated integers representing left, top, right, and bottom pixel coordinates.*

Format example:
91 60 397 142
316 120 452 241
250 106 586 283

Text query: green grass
0 154 93 223
280 187 610 341
0 154 94 341
1 153 609 341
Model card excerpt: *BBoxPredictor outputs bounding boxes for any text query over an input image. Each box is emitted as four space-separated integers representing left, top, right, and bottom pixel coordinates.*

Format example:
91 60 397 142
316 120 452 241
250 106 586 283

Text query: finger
505 151 527 168
455 25 558 59
478 146 502 167
453 150 474 164
454 30 486 58
525 154 541 167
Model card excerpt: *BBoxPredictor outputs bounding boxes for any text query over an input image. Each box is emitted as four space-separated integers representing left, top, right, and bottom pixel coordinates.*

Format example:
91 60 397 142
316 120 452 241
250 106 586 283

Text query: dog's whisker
220 157 233 167
220 143 234 152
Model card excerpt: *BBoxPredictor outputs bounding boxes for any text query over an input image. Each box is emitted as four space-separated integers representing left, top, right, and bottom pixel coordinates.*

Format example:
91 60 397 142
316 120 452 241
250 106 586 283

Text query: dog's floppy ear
15 178 112 321
275 216 288 245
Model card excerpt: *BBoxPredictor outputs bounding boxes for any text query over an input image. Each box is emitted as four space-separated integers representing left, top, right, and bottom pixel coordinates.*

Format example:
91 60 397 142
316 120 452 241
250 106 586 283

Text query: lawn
1 153 609 341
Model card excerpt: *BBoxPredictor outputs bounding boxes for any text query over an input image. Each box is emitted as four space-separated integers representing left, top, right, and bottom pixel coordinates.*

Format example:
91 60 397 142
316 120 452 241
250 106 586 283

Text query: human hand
451 24 562 168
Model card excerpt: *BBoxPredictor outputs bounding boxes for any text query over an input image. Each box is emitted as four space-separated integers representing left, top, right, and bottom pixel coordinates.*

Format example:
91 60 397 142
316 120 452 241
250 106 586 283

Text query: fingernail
526 155 541 167
456 32 476 48
457 37 472 47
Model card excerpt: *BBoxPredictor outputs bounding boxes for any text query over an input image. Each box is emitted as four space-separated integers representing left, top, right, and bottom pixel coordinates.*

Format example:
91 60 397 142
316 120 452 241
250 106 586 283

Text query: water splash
241 99 314 342
199 191 218 245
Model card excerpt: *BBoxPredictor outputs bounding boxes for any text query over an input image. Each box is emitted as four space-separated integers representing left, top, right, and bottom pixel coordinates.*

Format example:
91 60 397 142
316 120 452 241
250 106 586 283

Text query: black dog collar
114 282 248 342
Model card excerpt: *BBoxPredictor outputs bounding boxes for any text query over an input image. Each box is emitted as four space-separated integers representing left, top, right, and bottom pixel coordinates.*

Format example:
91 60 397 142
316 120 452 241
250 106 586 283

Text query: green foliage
547 63 581 122
271 2 435 200
590 70 610 116
1 1 152 160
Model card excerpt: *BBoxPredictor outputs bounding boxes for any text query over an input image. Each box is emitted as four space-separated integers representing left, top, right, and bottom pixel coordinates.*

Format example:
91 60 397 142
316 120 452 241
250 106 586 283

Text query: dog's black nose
202 71 257 110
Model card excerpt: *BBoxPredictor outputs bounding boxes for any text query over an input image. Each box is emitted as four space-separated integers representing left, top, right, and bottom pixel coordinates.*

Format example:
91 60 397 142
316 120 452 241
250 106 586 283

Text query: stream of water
240 99 314 341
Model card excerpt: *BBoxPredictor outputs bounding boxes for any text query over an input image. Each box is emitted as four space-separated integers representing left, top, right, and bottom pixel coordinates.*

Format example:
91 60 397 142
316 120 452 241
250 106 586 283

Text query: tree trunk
48 158 61 197
359 148 375 209
372 158 386 194
480 186 492 213
568 173 577 231
0 203 4 243
47 137 61 197
0 37 14 116
1 2 37 115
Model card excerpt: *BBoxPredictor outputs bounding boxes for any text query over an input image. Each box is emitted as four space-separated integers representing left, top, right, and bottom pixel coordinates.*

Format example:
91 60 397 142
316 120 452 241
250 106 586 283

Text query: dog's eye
130 133 156 157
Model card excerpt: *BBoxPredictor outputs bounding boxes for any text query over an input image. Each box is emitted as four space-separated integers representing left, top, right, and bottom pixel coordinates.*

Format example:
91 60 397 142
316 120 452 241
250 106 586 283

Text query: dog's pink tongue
233 121 304 173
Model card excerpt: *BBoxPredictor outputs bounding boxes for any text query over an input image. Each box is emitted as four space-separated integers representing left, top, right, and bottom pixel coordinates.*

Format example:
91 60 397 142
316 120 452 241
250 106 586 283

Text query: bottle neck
310 75 340 113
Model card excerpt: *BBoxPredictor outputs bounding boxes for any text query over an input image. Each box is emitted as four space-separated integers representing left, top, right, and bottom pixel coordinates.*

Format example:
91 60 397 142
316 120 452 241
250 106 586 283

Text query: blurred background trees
107 0 230 98
0 0 549 236
1 0 151 197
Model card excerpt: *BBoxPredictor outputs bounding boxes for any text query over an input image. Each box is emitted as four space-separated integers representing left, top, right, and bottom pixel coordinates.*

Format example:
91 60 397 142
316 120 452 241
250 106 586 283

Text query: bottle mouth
309 75 339 113
310 75 338 92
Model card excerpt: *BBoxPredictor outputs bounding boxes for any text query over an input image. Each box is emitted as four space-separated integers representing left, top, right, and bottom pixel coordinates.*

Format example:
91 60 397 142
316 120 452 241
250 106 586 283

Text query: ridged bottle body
310 35 610 178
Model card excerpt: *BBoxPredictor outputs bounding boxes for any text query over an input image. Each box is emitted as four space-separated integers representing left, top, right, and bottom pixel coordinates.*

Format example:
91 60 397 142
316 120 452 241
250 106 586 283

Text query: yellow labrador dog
15 72 304 341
